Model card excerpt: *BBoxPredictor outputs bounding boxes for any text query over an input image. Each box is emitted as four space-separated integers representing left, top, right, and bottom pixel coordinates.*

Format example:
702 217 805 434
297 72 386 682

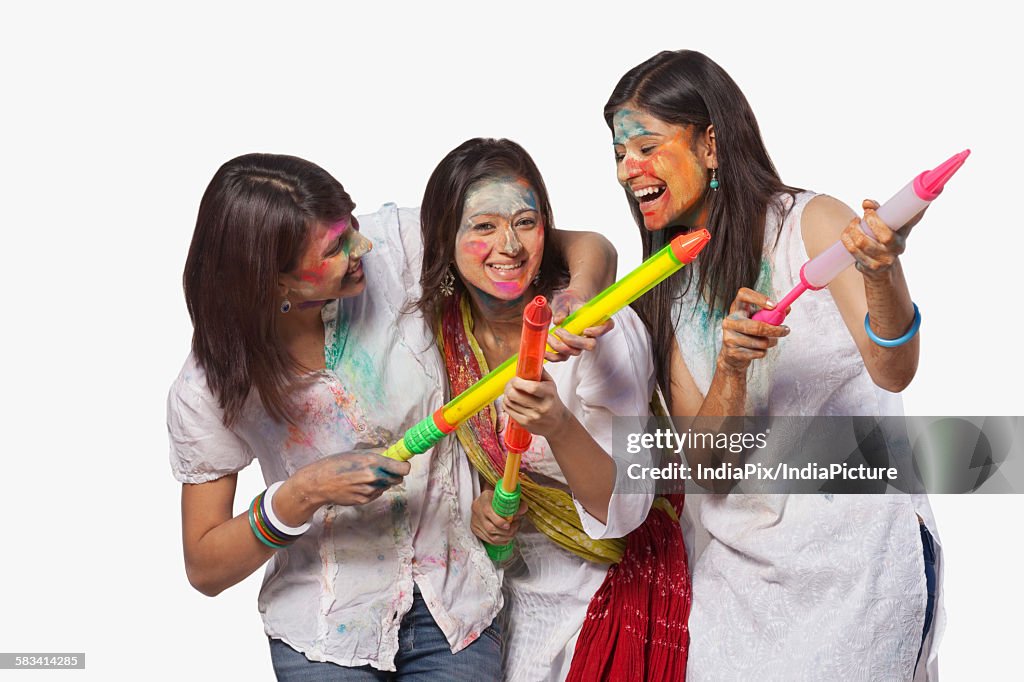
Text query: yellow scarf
440 295 625 564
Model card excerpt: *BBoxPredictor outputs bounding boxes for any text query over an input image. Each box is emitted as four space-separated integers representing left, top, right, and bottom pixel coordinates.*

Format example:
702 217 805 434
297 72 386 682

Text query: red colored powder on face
299 259 331 284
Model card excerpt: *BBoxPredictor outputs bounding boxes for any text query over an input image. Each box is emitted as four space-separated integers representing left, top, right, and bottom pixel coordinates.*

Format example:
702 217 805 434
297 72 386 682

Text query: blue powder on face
613 109 657 145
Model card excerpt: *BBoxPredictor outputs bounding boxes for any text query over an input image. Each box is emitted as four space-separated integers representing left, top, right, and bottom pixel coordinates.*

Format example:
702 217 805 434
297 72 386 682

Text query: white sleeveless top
674 192 943 681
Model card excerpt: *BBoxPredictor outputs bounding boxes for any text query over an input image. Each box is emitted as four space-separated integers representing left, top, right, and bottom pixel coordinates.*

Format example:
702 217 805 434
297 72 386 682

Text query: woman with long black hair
605 51 942 680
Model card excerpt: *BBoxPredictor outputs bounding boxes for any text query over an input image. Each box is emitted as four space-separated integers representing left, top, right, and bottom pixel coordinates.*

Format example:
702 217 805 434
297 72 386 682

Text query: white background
1 1 1020 679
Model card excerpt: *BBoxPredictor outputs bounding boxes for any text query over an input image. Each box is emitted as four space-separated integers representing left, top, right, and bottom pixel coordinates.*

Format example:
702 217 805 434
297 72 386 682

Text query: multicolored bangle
248 482 310 550
864 302 921 348
248 493 287 549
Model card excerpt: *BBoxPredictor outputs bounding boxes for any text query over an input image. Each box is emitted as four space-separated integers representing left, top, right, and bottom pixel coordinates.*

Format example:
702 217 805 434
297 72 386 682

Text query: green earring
709 168 720 191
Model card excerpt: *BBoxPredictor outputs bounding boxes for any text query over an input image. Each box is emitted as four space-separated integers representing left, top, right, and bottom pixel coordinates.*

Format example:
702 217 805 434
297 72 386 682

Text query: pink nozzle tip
914 149 970 201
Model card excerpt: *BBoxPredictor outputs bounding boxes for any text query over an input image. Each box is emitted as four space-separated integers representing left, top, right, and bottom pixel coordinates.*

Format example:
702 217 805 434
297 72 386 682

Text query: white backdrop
1 1 1020 679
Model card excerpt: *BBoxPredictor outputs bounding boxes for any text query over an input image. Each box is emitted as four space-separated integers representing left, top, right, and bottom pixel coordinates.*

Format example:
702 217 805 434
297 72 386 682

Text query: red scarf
440 295 690 680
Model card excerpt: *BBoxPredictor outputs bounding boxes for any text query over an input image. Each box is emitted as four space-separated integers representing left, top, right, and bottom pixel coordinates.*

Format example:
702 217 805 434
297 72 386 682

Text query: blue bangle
864 303 921 348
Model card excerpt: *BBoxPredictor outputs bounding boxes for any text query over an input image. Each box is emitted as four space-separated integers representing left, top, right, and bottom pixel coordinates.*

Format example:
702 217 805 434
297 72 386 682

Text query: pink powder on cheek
460 239 490 258
493 281 524 295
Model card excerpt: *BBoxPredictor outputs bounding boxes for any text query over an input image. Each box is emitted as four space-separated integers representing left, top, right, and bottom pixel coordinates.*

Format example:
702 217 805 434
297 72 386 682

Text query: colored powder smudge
471 286 524 317
754 257 773 297
299 259 330 284
336 624 347 634
461 177 537 232
613 109 657 145
493 281 523 295
460 239 490 258
336 344 386 410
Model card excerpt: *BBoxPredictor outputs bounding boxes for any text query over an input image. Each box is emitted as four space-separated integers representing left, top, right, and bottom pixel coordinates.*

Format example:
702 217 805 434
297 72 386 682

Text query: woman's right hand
471 489 529 546
276 450 411 525
718 288 790 374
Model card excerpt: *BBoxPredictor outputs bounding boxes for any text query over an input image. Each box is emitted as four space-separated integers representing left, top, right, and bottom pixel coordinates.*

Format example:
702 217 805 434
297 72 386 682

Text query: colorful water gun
752 150 970 325
485 295 551 561
381 228 711 462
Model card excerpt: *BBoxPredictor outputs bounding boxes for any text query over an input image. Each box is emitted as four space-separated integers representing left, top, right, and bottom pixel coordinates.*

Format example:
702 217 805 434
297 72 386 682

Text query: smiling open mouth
487 261 525 279
634 185 666 204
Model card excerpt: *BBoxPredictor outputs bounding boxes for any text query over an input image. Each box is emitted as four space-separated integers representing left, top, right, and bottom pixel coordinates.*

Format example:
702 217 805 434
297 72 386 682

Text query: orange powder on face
642 128 709 229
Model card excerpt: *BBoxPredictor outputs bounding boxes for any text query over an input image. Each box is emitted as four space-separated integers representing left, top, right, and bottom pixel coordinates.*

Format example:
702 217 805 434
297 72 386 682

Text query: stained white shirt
476 308 656 682
167 204 502 672
675 192 944 682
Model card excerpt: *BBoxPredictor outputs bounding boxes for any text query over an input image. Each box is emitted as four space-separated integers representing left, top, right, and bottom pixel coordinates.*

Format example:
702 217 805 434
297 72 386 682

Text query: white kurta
167 204 502 672
461 307 656 682
676 192 944 682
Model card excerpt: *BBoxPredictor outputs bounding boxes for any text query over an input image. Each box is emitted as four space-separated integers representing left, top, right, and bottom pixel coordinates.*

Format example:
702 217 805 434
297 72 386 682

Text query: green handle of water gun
484 481 521 562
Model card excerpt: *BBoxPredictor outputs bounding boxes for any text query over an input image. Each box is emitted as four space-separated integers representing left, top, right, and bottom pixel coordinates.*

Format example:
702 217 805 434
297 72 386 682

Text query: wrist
566 270 599 300
859 259 901 286
540 406 575 444
716 356 748 379
276 474 321 525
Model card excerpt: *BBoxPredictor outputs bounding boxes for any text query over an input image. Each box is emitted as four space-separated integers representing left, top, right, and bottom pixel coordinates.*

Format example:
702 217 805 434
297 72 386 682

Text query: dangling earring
440 267 456 297
280 298 292 314
532 273 541 287
709 168 720 191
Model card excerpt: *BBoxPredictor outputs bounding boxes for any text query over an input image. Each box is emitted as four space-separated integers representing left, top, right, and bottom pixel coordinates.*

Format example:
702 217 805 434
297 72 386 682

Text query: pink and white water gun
752 150 970 326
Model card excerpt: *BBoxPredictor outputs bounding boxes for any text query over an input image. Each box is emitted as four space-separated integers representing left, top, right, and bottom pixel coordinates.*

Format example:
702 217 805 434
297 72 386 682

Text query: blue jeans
269 590 502 681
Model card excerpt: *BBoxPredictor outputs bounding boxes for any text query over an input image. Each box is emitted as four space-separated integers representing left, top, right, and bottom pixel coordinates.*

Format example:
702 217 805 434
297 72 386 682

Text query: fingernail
765 300 775 308
782 326 790 333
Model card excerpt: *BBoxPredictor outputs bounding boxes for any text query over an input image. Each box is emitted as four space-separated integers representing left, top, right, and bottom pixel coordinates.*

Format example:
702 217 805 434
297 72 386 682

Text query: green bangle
253 492 292 545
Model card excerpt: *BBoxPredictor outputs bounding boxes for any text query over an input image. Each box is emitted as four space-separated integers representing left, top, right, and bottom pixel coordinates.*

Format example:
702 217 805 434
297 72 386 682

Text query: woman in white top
604 51 943 681
410 138 691 682
167 153 616 680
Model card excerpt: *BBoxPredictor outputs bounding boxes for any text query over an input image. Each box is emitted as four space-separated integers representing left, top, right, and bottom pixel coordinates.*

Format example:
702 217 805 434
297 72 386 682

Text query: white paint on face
462 177 537 219
454 176 545 303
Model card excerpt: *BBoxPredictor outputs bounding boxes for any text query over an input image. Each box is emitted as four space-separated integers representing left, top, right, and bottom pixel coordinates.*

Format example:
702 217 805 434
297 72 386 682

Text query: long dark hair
184 153 356 427
413 138 568 332
604 50 800 401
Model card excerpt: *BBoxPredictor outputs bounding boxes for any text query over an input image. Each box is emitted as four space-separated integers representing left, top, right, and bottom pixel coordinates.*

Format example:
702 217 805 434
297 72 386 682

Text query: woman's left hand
502 369 569 440
841 199 923 279
546 288 615 362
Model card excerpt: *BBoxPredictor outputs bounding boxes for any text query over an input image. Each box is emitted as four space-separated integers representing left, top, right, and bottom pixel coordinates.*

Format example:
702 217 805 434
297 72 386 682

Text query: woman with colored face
413 138 690 682
168 153 620 680
606 51 942 680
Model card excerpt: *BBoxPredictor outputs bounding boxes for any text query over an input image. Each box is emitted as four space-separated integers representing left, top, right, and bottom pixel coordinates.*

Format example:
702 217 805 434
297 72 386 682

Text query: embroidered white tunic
167 204 502 672
676 192 944 682
476 308 656 682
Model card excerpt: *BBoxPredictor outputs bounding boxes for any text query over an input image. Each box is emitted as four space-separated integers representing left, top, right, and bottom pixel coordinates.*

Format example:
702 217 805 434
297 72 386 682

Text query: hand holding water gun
753 150 970 326
483 297 551 560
